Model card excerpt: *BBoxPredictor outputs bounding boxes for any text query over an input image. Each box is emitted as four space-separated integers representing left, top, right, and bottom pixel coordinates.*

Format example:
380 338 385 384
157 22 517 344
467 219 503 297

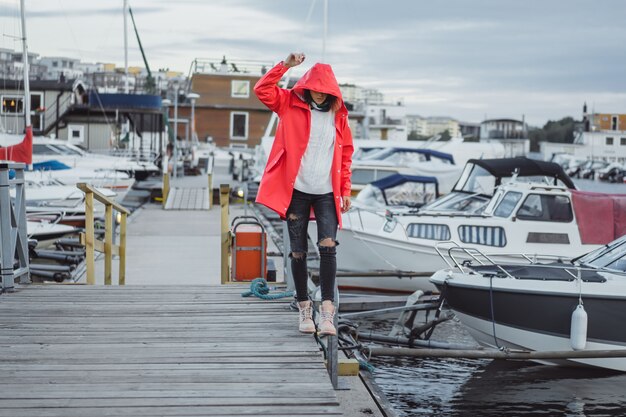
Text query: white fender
570 304 588 351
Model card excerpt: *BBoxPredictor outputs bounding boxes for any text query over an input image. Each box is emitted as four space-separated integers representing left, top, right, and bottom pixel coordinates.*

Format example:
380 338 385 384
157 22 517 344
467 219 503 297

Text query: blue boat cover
371 173 438 190
32 160 71 171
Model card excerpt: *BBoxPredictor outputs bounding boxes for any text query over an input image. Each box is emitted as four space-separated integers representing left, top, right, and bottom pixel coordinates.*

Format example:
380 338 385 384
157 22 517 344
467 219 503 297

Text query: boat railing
435 241 516 278
0 162 30 291
77 183 129 285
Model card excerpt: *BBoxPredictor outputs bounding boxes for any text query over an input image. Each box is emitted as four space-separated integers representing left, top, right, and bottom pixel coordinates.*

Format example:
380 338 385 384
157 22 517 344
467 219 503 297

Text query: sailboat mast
20 0 30 127
322 0 328 62
123 0 129 93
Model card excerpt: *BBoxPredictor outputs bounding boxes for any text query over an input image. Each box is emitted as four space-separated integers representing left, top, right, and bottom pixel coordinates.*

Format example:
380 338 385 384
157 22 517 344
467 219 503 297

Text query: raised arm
254 52 305 114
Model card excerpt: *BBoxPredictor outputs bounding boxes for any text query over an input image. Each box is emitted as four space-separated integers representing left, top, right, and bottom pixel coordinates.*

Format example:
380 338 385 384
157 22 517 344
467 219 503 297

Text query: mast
322 0 328 62
20 0 30 127
123 0 129 93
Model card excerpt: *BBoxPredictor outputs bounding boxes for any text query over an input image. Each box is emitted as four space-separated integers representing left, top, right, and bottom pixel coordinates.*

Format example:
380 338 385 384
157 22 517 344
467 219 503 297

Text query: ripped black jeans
286 189 338 303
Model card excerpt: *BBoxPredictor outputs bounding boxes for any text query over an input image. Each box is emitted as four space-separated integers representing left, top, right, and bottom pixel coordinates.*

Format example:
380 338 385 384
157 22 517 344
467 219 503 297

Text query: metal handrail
0 162 29 291
77 182 129 285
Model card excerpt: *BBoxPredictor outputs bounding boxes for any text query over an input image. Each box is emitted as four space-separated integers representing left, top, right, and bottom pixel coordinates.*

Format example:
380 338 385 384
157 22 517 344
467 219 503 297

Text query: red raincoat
254 62 353 227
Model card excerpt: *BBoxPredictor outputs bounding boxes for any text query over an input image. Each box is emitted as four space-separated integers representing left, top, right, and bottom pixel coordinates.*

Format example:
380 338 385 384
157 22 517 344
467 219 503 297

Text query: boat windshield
356 181 438 208
576 235 626 272
420 191 489 214
453 163 496 196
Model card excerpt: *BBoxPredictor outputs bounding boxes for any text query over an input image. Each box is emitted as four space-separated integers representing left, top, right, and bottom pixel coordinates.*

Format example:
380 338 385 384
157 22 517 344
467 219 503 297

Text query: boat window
577 235 626 270
458 225 507 247
421 191 489 213
494 192 522 218
50 144 82 155
351 169 376 185
33 144 61 155
355 184 385 207
407 223 451 240
385 181 438 207
517 194 573 222
454 163 496 195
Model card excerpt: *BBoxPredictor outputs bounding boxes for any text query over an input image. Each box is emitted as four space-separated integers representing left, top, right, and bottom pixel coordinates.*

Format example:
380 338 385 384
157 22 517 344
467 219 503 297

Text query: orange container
231 222 267 281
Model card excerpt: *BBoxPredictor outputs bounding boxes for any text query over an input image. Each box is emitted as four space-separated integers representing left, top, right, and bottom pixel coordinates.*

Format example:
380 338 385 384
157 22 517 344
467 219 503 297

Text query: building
406 115 461 138
178 57 274 148
541 104 626 164
480 118 526 140
38 56 83 81
365 102 407 141
459 121 480 139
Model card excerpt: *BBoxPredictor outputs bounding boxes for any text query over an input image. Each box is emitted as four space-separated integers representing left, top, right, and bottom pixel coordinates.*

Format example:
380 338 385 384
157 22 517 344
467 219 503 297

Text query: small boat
429 234 626 372
322 157 621 293
27 220 78 248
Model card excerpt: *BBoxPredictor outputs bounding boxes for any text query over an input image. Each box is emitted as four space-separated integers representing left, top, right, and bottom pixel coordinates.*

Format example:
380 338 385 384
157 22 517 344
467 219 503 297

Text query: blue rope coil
241 278 294 300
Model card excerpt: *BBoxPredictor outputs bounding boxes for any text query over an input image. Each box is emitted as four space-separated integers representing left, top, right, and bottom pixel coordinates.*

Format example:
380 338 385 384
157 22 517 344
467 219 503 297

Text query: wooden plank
0 285 341 416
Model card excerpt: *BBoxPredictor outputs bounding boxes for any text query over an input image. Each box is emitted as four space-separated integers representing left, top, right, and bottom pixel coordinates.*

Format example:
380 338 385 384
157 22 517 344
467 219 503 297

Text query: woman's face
310 90 328 105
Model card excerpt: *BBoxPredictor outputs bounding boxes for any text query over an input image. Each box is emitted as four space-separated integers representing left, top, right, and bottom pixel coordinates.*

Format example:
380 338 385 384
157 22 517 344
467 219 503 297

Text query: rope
240 278 294 300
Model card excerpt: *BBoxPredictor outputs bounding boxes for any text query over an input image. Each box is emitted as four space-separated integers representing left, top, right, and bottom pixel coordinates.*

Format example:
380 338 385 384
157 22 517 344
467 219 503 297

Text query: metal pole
220 184 230 284
19 0 30 127
282 222 294 291
0 167 13 291
327 284 340 389
368 347 626 360
173 89 178 177
322 0 328 63
123 0 129 94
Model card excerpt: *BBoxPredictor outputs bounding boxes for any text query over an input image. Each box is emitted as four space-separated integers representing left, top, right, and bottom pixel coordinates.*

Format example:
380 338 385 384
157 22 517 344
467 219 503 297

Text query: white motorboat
429 234 626 372
27 220 77 248
350 148 462 195
315 157 623 293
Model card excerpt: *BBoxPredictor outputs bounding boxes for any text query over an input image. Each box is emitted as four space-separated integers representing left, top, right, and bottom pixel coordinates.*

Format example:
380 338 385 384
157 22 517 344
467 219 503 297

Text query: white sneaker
298 301 315 334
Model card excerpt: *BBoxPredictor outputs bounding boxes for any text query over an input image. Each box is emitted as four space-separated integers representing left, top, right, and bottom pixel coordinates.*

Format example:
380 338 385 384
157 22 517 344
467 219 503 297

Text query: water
351 178 626 415
357 315 626 416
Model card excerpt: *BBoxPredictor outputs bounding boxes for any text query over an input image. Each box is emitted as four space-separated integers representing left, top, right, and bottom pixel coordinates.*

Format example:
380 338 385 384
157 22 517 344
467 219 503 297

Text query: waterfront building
480 118 529 157
540 104 626 164
407 115 460 138
39 56 83 81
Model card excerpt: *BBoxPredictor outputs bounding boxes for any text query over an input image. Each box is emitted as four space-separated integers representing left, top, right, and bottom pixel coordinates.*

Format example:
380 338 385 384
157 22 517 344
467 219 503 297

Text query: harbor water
354 179 626 416
358 315 626 416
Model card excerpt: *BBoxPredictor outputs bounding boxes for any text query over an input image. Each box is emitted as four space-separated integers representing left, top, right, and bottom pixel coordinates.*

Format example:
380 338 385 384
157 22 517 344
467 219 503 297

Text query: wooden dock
0 285 342 416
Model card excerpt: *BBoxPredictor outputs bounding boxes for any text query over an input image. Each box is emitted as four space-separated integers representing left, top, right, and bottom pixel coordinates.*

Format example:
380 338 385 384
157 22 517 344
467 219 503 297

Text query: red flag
0 126 32 164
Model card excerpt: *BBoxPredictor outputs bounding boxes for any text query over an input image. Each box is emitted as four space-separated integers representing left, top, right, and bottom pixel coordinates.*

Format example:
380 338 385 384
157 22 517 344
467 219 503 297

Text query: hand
341 196 351 213
284 52 305 68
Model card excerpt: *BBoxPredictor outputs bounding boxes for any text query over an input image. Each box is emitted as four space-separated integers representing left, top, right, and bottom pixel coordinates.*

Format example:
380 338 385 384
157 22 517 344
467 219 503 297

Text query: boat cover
571 190 626 244
466 157 576 189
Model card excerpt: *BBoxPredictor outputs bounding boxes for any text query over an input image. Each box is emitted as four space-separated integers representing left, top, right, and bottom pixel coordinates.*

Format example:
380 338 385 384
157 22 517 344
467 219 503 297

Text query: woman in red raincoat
254 52 353 336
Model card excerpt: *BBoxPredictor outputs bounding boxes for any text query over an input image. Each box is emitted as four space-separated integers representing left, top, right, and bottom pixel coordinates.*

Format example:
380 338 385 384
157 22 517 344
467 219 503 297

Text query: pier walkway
0 176 385 417
0 284 341 416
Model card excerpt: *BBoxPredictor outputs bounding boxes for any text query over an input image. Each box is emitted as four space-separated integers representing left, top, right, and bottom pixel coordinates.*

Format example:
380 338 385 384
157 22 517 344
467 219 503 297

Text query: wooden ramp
0 285 341 417
164 187 210 210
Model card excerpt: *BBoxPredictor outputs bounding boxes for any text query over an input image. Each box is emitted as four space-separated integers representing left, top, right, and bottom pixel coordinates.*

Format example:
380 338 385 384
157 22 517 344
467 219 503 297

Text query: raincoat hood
292 63 343 104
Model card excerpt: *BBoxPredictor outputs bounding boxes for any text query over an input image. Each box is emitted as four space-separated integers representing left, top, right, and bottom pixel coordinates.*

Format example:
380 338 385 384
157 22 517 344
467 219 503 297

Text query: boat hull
431 272 626 371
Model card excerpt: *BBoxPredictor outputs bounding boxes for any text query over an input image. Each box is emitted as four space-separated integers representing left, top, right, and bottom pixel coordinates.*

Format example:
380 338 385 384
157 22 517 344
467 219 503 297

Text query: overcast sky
3 0 626 126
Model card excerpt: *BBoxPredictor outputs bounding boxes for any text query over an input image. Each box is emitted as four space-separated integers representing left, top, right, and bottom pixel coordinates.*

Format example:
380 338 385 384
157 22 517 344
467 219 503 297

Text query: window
458 225 506 247
33 144 60 155
230 112 248 140
407 223 451 240
231 80 250 98
621 138 626 146
1 95 23 114
516 194 573 222
606 137 614 145
494 191 522 218
68 125 84 144
611 116 618 130
52 61 58 67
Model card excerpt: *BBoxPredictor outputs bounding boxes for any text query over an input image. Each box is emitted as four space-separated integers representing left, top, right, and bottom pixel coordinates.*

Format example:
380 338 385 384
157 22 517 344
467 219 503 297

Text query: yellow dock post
162 173 170 208
84 191 95 285
118 212 127 286
104 205 113 286
78 183 130 286
208 173 213 209
220 184 230 285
